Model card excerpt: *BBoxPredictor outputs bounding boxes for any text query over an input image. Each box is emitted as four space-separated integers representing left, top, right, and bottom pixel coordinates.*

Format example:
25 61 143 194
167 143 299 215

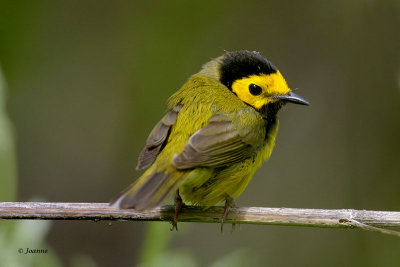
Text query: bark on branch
0 202 399 237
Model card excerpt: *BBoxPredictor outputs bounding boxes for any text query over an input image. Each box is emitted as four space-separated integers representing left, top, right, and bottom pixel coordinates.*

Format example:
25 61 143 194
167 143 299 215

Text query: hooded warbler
111 50 309 229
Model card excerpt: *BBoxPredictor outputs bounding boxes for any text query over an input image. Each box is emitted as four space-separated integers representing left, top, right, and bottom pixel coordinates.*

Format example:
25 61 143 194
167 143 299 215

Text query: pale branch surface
0 202 399 236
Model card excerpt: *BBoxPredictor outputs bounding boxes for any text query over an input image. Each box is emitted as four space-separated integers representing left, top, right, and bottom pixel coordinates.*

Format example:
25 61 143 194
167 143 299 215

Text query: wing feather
136 105 182 169
172 113 263 169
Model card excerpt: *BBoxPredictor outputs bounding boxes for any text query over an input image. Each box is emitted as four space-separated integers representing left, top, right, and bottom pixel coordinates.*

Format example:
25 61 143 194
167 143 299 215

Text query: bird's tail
110 168 186 210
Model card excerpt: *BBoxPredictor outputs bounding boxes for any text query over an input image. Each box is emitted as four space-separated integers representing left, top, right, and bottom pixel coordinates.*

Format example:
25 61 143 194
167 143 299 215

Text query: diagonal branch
0 202 399 237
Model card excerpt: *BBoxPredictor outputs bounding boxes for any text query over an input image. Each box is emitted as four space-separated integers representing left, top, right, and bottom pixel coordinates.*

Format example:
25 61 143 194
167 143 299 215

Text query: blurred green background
0 0 399 266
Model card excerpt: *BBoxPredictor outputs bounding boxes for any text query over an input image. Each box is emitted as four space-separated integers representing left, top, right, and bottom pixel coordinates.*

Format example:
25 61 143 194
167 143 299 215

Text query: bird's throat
259 102 284 121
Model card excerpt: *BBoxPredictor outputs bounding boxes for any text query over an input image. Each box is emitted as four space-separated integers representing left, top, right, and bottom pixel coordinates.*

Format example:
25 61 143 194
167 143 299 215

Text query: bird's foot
221 196 236 232
171 189 184 231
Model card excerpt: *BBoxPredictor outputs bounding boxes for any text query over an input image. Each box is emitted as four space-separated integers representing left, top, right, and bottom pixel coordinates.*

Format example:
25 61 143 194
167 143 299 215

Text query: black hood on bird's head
219 50 278 90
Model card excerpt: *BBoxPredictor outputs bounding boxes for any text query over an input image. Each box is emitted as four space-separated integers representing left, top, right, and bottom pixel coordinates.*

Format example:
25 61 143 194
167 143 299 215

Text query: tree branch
1 202 399 237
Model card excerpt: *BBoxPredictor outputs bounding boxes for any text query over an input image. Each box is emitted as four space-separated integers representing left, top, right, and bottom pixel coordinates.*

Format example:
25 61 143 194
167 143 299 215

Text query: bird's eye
249 84 262 96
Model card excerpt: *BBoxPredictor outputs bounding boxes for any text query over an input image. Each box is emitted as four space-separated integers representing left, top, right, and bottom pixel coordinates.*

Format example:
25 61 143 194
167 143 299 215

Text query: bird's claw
221 196 236 232
171 189 184 231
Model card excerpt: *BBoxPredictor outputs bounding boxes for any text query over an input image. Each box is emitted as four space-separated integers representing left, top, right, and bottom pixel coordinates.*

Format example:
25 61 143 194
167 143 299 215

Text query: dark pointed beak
273 91 310 105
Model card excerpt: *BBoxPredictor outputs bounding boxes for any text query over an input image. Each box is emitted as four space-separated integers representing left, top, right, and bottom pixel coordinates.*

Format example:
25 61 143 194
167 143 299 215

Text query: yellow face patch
231 72 291 109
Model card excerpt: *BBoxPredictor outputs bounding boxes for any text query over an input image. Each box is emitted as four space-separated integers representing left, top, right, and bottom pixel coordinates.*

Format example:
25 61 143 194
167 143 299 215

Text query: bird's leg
221 195 236 232
171 189 184 231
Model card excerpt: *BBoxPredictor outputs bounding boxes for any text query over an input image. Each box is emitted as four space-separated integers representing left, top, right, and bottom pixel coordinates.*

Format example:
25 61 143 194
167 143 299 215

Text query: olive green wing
172 112 264 169
136 105 182 170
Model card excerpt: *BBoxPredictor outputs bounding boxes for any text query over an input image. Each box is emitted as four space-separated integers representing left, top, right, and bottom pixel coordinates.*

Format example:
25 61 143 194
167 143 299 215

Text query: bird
110 50 309 229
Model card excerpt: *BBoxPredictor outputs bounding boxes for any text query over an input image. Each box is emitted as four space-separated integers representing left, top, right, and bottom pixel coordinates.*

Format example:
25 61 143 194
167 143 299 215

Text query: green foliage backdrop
0 0 399 266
